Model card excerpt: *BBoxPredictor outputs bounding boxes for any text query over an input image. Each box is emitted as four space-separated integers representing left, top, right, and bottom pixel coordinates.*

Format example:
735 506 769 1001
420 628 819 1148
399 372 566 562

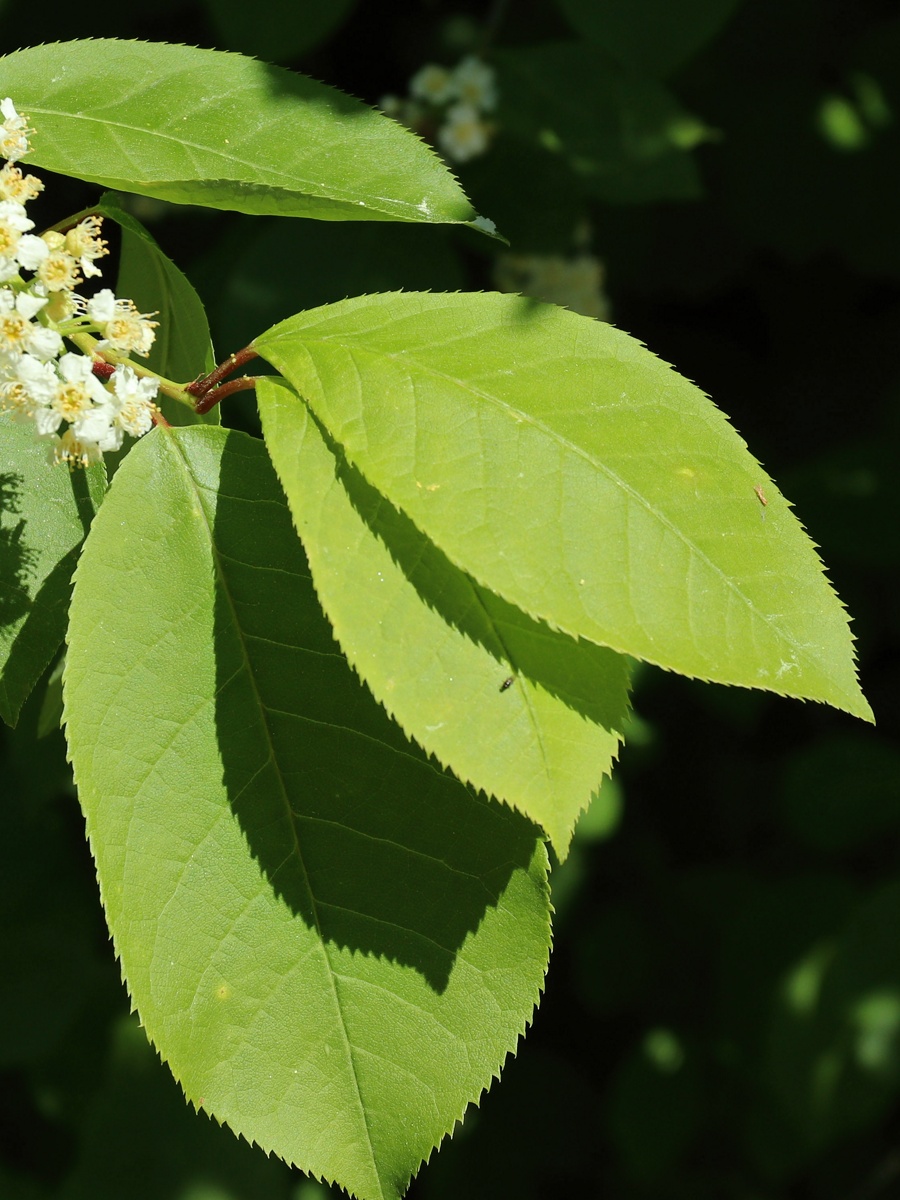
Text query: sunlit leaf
63 425 550 1200
3 40 489 231
254 291 871 721
258 376 629 854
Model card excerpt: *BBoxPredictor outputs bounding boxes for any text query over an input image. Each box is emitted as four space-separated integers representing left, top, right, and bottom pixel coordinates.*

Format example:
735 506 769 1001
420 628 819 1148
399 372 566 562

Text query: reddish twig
194 375 260 415
186 346 259 399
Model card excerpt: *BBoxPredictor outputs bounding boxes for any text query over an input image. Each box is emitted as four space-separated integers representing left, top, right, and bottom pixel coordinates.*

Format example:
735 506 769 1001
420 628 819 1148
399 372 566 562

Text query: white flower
493 252 611 321
86 289 117 324
437 103 490 163
48 427 105 468
0 162 42 204
56 351 108 393
65 215 108 279
37 246 81 292
110 365 158 437
0 352 56 421
13 290 45 320
0 198 34 273
17 352 57 402
15 233 49 272
409 64 455 105
452 57 497 113
26 322 64 362
0 287 62 361
48 351 112 427
89 292 157 357
378 94 403 117
0 198 33 233
73 402 122 453
0 98 31 163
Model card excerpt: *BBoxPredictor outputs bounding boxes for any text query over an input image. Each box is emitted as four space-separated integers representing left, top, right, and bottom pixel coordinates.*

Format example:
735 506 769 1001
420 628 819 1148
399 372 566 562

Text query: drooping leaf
63 424 550 1200
495 42 710 203
0 418 104 726
3 40 490 232
556 0 745 78
258 376 629 854
98 194 218 427
254 291 872 721
36 652 64 737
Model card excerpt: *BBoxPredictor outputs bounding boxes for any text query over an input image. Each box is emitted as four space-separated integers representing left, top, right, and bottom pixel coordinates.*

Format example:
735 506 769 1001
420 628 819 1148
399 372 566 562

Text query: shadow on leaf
0 471 34 628
315 411 630 732
212 432 541 993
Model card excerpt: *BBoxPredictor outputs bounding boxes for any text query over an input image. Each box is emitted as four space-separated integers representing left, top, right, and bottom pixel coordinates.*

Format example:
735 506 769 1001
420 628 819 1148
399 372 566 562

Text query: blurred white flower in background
409 63 456 106
494 245 612 322
379 55 498 164
438 102 490 163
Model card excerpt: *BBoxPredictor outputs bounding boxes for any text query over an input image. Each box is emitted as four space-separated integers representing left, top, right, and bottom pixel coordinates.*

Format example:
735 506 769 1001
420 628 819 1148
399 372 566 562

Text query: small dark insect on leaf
754 484 768 507
499 676 514 692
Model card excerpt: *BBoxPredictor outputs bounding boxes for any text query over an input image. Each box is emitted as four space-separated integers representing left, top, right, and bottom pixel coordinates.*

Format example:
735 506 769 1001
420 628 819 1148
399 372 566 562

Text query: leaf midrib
277 329 841 685
166 429 384 1199
27 106 429 218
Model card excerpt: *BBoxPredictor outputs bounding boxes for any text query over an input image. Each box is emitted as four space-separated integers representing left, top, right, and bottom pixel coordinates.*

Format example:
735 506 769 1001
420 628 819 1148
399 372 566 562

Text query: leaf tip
466 213 509 244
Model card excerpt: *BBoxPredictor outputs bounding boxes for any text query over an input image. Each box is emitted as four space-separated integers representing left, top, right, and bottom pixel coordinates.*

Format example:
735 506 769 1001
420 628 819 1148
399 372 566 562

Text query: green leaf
0 418 104 726
36 652 64 737
3 40 488 231
63 425 550 1200
258 376 629 855
254 291 872 722
97 194 218 427
495 42 710 203
203 0 359 63
556 0 745 78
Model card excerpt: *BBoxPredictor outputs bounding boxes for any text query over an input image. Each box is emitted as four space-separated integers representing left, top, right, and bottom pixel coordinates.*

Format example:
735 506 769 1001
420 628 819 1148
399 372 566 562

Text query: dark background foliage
2 1 899 1197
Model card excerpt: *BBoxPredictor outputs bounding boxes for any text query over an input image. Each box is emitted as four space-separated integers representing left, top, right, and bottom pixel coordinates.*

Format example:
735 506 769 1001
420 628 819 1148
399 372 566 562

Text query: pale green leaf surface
254 292 871 721
2 40 486 230
259 377 629 854
0 418 103 726
63 425 550 1200
99 194 218 426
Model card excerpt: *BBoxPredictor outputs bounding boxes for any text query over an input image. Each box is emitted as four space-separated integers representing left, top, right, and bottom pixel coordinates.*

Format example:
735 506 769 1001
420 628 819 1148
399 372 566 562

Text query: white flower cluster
494 251 612 322
0 99 160 467
380 56 497 164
